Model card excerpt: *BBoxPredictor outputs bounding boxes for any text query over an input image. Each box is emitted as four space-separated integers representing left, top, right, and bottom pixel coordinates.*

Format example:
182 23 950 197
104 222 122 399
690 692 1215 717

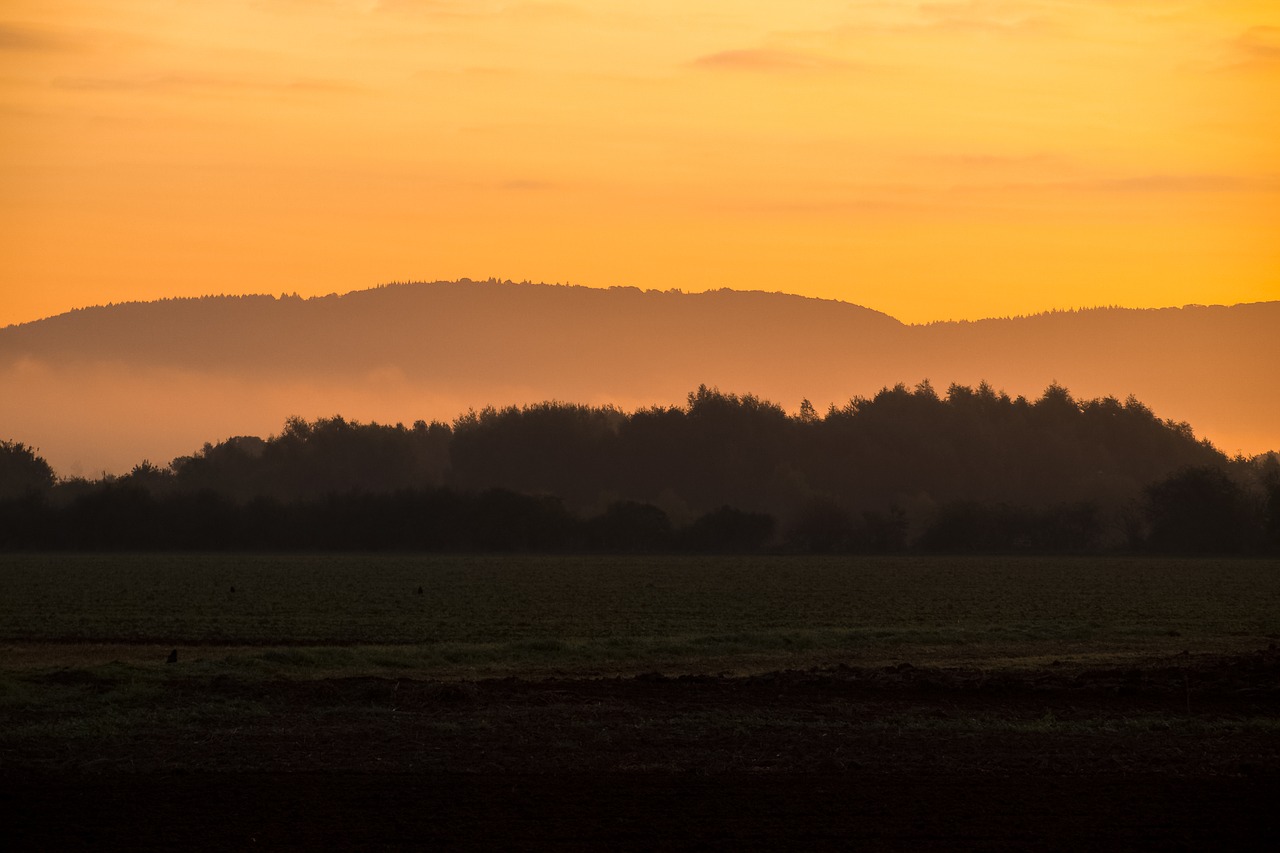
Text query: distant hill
1 280 1276 475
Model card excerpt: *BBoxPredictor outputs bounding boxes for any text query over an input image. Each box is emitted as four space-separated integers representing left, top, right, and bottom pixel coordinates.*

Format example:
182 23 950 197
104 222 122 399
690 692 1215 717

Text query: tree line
2 383 1277 554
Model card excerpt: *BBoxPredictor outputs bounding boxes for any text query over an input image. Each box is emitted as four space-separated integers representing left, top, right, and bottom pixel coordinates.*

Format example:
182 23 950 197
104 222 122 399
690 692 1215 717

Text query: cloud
764 2 1057 61
252 0 468 19
689 48 858 73
920 152 1067 170
807 0 1055 41
494 179 558 192
733 196 918 216
1232 26 1280 65
51 73 359 95
962 173 1280 195
780 172 1280 206
1079 174 1280 194
913 1 1050 34
0 22 77 52
318 0 586 21
1182 25 1280 74
498 3 588 22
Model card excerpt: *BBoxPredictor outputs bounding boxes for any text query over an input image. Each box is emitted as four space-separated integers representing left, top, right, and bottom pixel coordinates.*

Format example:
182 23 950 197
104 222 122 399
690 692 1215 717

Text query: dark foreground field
8 771 1277 852
3 555 1279 850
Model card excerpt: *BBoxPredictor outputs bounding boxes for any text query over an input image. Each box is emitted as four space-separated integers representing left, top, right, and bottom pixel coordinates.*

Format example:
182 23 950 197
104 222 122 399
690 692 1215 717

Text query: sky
1 0 1278 327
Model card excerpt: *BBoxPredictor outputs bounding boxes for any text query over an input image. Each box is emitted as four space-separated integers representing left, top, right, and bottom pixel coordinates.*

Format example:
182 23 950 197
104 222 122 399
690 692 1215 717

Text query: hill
1 280 1275 475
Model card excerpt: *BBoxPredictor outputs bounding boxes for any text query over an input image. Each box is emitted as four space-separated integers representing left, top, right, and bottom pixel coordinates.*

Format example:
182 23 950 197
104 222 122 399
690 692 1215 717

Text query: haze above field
2 1 1277 328
1 281 1275 476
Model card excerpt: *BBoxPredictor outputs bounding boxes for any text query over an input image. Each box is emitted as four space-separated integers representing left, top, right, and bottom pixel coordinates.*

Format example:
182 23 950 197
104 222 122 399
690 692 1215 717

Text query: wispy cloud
689 48 859 73
498 3 588 23
253 1 464 18
494 178 558 192
813 0 1055 41
1232 25 1280 66
958 173 1280 195
1079 173 1280 194
0 22 77 52
918 152 1068 170
51 73 359 95
912 1 1052 34
311 0 587 21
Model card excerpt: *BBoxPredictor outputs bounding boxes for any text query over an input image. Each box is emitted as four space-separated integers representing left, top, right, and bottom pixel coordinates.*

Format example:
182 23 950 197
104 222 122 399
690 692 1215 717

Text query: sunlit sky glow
2 0 1277 326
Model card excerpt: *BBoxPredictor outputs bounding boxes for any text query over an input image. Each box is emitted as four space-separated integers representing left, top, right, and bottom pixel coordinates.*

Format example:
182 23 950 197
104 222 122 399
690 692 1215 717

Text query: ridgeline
3 281 1277 475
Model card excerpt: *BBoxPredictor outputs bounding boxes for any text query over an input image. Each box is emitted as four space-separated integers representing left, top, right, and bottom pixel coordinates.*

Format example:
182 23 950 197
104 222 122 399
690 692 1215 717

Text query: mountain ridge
8 278 1274 333
1 280 1276 475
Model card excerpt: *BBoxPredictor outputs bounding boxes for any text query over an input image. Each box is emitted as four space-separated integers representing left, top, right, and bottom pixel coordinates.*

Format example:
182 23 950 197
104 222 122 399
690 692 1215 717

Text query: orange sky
2 1 1278 327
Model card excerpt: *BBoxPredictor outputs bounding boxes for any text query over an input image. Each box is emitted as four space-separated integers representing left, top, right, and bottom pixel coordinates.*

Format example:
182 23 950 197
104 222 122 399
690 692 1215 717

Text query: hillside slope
1 281 1275 474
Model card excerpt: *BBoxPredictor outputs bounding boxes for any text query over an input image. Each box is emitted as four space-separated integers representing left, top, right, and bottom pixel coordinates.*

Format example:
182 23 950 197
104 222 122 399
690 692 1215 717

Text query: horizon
5 278 1277 331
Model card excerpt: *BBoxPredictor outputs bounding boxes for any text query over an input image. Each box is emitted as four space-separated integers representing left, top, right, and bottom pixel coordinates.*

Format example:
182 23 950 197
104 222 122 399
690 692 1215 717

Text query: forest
2 383 1277 554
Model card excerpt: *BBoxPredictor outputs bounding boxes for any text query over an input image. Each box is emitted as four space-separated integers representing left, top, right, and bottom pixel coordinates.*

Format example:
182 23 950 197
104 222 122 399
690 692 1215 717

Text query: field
3 554 1279 850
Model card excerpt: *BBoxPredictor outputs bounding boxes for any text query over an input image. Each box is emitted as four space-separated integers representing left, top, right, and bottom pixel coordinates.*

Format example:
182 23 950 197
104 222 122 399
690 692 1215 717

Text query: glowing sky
2 1 1277 326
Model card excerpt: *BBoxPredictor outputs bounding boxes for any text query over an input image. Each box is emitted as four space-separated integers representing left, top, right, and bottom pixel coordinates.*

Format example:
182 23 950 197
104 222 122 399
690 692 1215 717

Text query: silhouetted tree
582 501 674 553
856 507 909 553
172 419 450 500
0 384 1259 554
466 489 574 552
0 440 55 499
680 506 776 553
450 403 622 506
1145 467 1254 554
919 500 1104 554
1250 453 1280 554
785 497 855 553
